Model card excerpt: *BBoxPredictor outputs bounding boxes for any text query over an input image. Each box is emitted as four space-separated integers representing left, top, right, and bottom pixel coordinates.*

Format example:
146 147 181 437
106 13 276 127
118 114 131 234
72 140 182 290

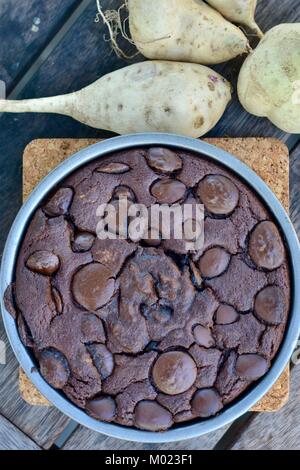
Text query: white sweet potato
238 24 300 134
206 0 263 37
127 0 249 64
0 61 231 138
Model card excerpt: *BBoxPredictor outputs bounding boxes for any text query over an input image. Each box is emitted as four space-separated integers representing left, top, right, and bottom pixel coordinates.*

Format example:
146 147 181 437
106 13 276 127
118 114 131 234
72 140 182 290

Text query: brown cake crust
12 147 291 431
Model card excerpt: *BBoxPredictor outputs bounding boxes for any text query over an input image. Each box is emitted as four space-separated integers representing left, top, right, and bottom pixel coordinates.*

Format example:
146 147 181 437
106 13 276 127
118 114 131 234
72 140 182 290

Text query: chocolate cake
11 147 290 431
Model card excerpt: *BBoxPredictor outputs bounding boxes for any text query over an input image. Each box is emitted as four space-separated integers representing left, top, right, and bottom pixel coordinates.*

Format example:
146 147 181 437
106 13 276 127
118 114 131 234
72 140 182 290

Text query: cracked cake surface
11 147 290 431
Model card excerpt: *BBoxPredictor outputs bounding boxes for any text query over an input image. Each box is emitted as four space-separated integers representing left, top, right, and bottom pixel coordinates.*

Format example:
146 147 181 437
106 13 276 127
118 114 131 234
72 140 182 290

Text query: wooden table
0 0 299 451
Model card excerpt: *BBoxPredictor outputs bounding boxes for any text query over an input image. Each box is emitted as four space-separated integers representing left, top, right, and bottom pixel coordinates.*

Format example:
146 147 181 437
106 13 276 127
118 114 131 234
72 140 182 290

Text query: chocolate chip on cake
215 304 239 325
236 354 268 380
86 343 114 379
26 250 59 275
199 247 230 278
197 175 239 215
134 400 173 431
86 396 116 421
39 349 70 389
73 232 95 252
191 389 223 418
72 263 115 310
254 285 287 325
12 146 291 431
152 351 197 395
51 287 63 314
44 188 73 216
249 221 285 270
151 179 186 204
193 325 215 348
189 260 203 289
95 162 130 174
146 148 182 174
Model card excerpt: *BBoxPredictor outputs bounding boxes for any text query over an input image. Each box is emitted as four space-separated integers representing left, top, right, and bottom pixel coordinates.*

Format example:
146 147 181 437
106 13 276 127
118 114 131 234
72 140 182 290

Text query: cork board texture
21 138 290 412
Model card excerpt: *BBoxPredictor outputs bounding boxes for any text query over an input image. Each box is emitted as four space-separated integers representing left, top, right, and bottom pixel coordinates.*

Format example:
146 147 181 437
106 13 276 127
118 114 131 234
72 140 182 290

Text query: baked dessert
9 147 290 431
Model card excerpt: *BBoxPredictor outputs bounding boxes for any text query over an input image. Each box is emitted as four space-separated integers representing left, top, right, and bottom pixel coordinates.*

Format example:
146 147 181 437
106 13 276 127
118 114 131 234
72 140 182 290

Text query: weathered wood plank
0 414 40 450
0 318 71 449
230 363 300 450
0 0 82 92
62 424 231 450
17 0 139 95
290 144 300 239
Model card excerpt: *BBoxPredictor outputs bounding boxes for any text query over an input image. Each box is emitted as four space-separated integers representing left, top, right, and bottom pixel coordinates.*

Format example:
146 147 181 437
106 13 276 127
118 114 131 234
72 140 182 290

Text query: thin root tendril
95 0 139 60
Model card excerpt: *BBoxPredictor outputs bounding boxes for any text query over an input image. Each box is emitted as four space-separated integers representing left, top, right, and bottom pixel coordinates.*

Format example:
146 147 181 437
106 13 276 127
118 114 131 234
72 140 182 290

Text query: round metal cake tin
1 133 300 443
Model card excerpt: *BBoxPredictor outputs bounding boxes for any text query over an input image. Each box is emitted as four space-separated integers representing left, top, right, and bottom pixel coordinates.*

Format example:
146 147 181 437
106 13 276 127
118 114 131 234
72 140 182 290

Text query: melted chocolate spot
236 354 268 380
197 175 239 215
151 179 186 204
152 351 197 395
87 343 114 379
51 287 63 314
72 263 115 311
96 162 130 174
86 396 116 421
146 148 182 174
193 325 215 348
134 400 173 431
39 349 70 389
73 232 95 252
199 247 230 278
249 221 285 270
96 162 130 175
44 188 73 216
255 286 287 325
191 389 223 417
215 304 239 325
26 251 59 275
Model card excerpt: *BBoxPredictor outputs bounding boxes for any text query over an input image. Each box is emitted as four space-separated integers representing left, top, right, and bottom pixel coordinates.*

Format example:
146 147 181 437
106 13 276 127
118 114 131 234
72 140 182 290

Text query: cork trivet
20 137 290 412
19 368 50 406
